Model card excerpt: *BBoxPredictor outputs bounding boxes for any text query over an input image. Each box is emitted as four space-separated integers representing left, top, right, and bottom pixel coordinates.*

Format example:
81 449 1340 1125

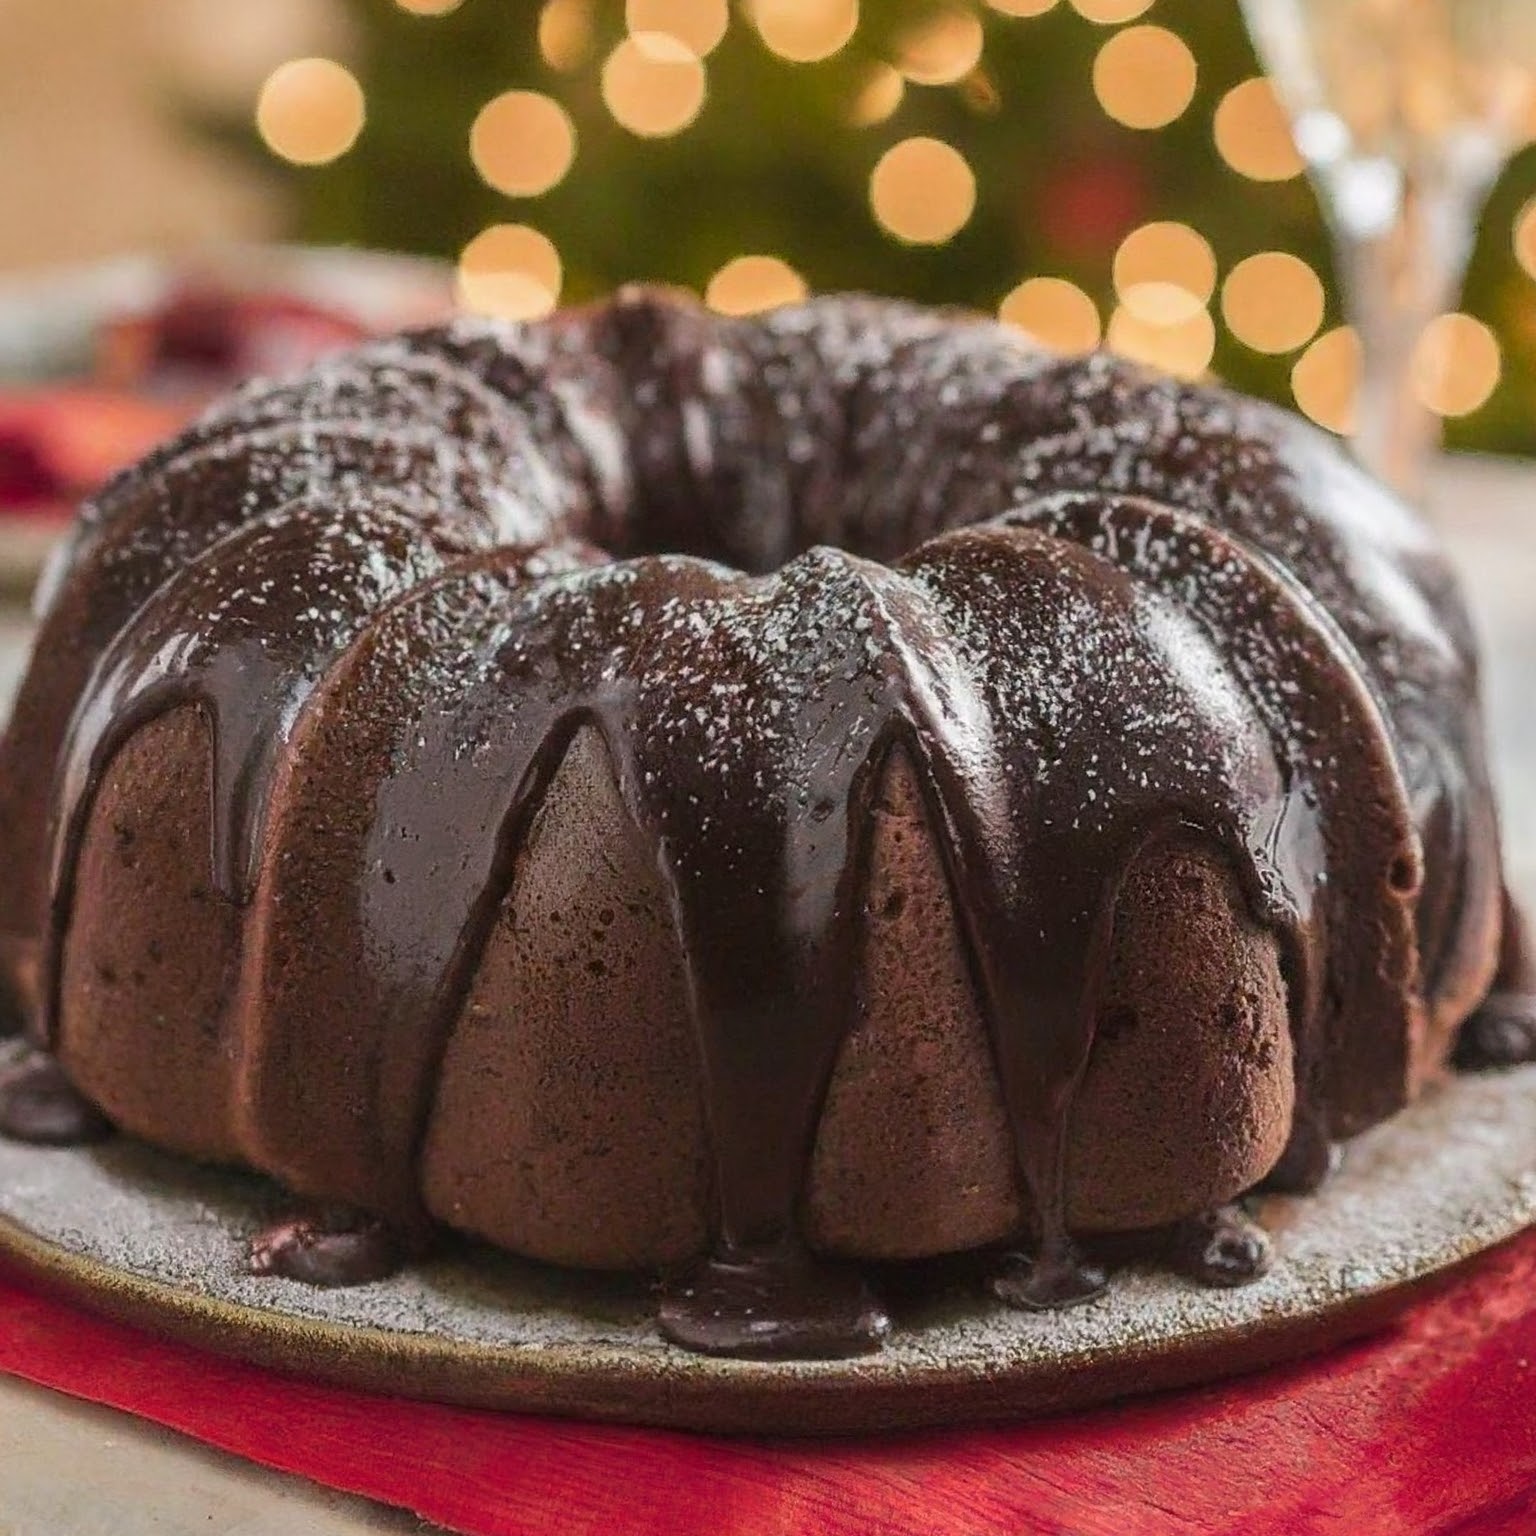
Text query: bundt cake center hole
612 491 930 574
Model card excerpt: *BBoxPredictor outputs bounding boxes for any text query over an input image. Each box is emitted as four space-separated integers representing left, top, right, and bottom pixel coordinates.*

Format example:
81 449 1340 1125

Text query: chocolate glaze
249 1210 404 1288
1259 1127 1342 1196
0 1052 112 1145
1169 1206 1273 1288
0 975 23 1038
991 1244 1109 1312
0 290 1523 1358
1455 891 1536 1070
658 1245 891 1358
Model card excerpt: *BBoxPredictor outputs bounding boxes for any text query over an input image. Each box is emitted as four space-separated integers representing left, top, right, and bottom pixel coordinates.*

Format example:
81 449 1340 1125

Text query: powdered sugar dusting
0 1035 1530 1431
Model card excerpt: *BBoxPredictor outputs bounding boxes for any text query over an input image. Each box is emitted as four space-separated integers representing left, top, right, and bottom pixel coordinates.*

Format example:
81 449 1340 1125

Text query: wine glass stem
1329 160 1488 500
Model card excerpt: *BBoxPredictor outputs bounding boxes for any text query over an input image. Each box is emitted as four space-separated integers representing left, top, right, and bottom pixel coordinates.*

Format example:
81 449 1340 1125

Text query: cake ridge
988 491 1422 1139
44 494 479 957
899 519 1304 1298
80 337 556 520
0 402 569 1004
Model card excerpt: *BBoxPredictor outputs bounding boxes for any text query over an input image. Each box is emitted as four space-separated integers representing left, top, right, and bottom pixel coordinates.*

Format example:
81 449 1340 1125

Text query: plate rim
0 1204 1476 1434
2 1063 1533 1435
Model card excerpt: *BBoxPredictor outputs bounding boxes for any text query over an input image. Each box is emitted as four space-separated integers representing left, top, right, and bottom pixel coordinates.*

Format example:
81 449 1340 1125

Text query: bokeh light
1513 196 1536 281
869 137 976 245
850 64 904 125
1118 282 1204 325
1107 304 1216 379
627 0 730 57
706 255 809 314
1411 313 1502 417
470 91 576 197
539 0 594 72
748 0 860 63
1071 0 1153 21
1221 252 1326 353
602 32 707 137
999 278 1102 352
1291 327 1360 434
1092 26 1198 131
457 224 562 319
986 0 1057 12
1113 222 1217 324
394 0 463 13
1214 78 1305 182
255 59 365 167
896 8 985 86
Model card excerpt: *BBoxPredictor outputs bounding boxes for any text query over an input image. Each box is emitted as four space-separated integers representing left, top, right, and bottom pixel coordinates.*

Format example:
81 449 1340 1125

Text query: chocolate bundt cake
0 288 1530 1359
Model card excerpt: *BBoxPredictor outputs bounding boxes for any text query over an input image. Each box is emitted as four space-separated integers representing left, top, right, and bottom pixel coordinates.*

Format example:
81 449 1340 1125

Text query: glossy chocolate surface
0 1054 111 1146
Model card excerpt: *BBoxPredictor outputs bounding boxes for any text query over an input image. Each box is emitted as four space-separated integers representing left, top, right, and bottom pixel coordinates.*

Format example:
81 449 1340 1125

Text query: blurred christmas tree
234 0 1536 453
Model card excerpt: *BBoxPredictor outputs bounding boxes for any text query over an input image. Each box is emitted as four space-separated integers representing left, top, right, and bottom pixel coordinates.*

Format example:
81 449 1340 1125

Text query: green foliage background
251 0 1536 453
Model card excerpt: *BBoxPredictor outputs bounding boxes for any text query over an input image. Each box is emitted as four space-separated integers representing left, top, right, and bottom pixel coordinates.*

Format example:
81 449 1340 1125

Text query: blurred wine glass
1240 0 1536 496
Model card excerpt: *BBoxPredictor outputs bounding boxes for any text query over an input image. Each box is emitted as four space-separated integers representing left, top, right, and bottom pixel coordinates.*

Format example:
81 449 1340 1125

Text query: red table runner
2 1232 1535 1535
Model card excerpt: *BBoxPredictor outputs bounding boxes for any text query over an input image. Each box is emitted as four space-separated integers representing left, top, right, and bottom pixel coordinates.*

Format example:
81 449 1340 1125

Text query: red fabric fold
2 1232 1534 1536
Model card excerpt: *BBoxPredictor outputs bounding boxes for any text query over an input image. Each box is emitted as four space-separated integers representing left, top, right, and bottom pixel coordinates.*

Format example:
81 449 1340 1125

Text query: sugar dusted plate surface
0 1039 1531 1433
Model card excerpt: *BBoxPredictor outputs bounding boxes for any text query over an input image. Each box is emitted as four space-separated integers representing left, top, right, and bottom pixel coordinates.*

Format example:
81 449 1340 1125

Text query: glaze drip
1169 1206 1273 1287
1455 892 1536 1070
249 1209 405 1288
0 1052 111 1146
51 496 477 909
657 1245 891 1358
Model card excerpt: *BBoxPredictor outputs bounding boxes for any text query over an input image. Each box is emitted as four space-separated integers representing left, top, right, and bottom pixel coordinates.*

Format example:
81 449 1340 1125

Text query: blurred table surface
0 452 1533 1535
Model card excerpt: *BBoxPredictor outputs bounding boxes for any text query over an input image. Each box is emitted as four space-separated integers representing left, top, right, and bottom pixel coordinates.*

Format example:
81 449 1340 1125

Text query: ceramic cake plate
0 1037 1532 1435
